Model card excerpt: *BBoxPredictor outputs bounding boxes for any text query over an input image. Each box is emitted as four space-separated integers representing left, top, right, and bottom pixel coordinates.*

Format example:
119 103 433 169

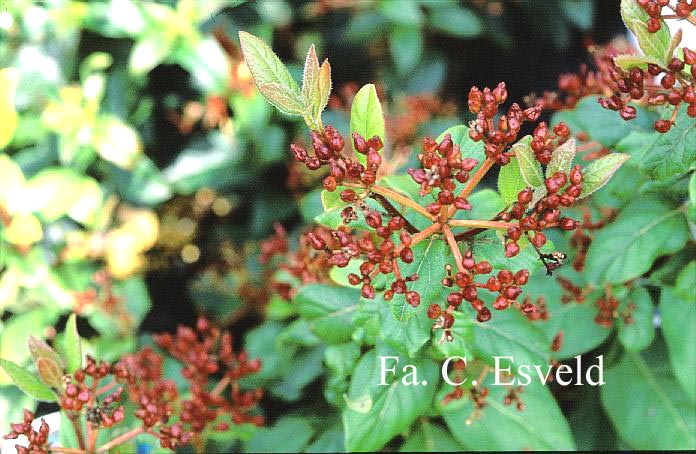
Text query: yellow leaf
5 213 43 246
0 68 19 149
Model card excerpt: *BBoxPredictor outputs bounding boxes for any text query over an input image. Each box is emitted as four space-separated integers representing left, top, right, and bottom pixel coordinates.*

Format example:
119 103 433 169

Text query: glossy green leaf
640 108 696 180
343 350 439 452
579 153 630 198
295 284 359 344
378 297 431 357
379 0 423 26
245 416 314 453
390 26 423 75
0 359 56 402
585 196 688 285
389 237 448 321
620 0 671 63
618 286 655 351
443 379 575 450
660 262 696 402
399 421 464 452
498 157 527 204
601 347 695 449
428 4 482 37
350 84 385 165
63 313 82 374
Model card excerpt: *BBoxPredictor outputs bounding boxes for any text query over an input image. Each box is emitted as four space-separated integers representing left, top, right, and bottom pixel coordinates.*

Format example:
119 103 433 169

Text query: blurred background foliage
0 0 639 451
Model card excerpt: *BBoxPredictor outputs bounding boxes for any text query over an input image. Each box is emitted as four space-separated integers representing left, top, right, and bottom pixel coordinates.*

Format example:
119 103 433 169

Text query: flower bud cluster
501 167 582 265
636 0 694 33
290 125 383 191
467 83 542 164
407 133 479 214
4 411 50 454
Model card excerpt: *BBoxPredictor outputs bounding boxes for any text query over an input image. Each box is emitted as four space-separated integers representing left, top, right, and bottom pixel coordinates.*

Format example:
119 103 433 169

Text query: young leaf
546 138 576 179
497 157 527 204
513 137 543 188
620 0 670 63
257 82 305 116
0 359 57 402
36 357 64 390
238 31 304 116
614 54 662 71
579 153 630 199
665 28 682 63
350 84 385 165
28 336 64 371
317 60 332 116
63 313 82 374
302 44 320 111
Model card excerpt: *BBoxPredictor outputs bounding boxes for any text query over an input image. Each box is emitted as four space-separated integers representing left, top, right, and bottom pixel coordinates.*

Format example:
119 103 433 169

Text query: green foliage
350 84 386 164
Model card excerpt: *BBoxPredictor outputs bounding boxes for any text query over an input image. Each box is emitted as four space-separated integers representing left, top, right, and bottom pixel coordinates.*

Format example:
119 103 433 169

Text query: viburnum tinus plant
239 30 627 340
1 315 263 453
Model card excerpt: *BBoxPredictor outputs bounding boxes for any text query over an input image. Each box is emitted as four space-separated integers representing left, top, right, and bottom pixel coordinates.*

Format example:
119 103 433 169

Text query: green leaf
306 425 344 453
428 4 482 37
579 153 631 198
350 84 385 165
343 350 439 452
378 297 432 357
513 137 543 188
443 379 575 450
0 359 56 402
390 26 423 75
620 0 671 63
238 31 303 114
399 421 464 452
472 231 554 275
295 284 359 344
63 313 82 374
614 54 662 71
585 196 688 285
497 157 527 204
661 262 696 401
688 172 696 222
379 0 423 26
470 308 551 368
601 346 695 449
389 237 448 321
436 125 485 167
560 0 594 31
301 44 320 111
617 286 655 351
245 416 314 453
640 107 696 180
546 137 576 179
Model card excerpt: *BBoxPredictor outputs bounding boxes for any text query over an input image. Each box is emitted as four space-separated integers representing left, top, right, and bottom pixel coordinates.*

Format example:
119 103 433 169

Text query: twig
442 225 465 273
370 185 435 220
410 222 441 247
448 219 514 230
368 193 420 234
67 414 86 452
447 158 496 218
96 427 144 453
210 376 230 398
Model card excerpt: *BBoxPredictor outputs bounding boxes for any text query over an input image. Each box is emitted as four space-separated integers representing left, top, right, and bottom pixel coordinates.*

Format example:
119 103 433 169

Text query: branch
447 158 496 218
368 193 420 234
370 185 435 221
410 222 442 247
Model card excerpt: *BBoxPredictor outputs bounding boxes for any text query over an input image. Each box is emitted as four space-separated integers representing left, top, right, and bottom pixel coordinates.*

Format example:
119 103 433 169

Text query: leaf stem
370 185 435 220
448 219 514 230
442 225 465 273
96 427 144 453
67 413 86 452
447 158 496 218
